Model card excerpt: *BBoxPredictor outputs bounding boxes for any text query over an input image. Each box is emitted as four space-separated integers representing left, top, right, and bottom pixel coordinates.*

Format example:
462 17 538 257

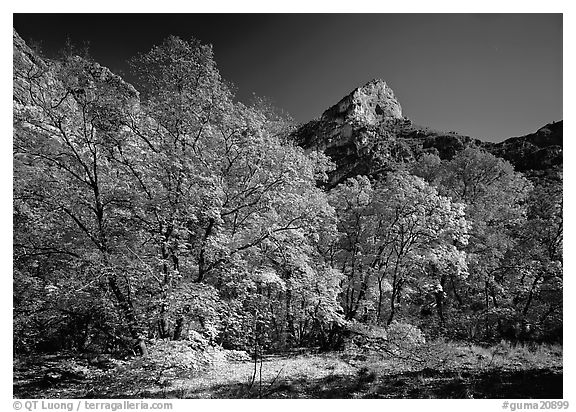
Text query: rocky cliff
292 79 562 186
13 29 139 115
484 121 563 173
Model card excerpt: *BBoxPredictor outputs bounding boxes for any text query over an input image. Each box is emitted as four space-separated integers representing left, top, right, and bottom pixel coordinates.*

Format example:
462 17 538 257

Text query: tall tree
14 46 149 354
436 147 533 339
330 172 469 325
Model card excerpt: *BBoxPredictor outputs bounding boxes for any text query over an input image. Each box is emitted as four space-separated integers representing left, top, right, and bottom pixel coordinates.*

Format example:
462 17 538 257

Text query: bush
144 339 217 373
90 339 224 397
387 321 426 346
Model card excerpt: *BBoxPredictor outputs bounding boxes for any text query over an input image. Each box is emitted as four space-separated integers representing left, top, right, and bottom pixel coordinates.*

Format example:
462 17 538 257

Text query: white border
2 2 572 409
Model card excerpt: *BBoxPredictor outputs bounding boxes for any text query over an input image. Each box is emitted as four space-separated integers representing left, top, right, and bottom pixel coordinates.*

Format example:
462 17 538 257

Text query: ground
13 341 563 399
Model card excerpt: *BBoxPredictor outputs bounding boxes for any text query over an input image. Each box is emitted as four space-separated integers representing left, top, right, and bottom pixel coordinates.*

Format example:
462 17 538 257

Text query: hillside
292 79 562 186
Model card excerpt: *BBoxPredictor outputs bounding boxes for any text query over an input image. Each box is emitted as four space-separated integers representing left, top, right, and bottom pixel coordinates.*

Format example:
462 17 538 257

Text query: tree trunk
387 271 401 326
173 316 184 340
107 274 148 356
285 275 295 348
196 218 215 282
376 277 384 323
436 275 447 328
158 241 172 339
350 273 368 320
435 290 445 328
387 286 396 326
450 275 463 306
523 276 541 316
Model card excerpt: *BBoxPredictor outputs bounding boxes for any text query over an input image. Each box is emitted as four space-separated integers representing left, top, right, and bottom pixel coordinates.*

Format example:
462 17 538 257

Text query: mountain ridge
292 79 562 186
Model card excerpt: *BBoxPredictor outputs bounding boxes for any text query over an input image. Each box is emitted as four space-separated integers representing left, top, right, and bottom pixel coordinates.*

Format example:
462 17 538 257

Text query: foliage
329 172 469 326
13 30 562 377
387 321 426 346
13 34 341 358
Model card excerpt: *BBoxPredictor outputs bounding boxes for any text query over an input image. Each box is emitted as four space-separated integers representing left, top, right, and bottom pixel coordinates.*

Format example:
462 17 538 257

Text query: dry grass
14 341 562 398
153 340 562 398
166 352 358 398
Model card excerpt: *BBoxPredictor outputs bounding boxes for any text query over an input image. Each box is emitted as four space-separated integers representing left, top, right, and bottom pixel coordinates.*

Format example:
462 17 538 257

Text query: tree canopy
13 34 562 361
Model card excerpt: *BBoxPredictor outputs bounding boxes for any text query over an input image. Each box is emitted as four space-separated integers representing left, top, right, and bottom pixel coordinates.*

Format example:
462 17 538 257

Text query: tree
14 34 344 355
330 172 469 326
14 40 153 354
119 36 340 347
503 176 562 340
435 147 533 339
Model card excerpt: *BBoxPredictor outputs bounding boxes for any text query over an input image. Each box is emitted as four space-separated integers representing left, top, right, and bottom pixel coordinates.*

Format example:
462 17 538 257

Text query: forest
13 31 563 399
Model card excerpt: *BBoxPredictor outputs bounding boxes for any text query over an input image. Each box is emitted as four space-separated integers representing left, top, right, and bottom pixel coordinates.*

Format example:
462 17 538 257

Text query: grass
167 352 358 398
13 340 562 399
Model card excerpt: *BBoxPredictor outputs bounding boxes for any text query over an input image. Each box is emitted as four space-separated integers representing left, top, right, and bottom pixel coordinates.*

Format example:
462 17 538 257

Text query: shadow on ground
168 367 562 399
14 350 563 399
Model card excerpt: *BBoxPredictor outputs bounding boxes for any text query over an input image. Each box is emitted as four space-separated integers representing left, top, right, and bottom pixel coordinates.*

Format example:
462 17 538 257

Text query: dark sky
13 14 562 142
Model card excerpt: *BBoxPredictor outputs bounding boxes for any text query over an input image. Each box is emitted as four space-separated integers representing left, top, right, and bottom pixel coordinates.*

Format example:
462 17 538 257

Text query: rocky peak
293 78 563 187
294 79 405 150
292 79 409 186
321 79 403 126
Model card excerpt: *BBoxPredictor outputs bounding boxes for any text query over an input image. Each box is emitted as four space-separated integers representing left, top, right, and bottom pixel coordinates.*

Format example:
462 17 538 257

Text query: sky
13 13 562 142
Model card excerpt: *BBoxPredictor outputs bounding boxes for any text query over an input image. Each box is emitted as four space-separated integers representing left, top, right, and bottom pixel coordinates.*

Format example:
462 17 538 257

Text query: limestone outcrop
292 78 561 186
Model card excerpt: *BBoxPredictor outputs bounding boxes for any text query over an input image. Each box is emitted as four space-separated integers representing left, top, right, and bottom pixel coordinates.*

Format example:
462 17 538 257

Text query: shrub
91 339 224 397
387 321 426 346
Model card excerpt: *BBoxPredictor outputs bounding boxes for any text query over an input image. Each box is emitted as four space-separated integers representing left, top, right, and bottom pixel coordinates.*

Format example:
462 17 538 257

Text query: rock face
293 80 414 186
13 29 139 109
321 79 403 126
13 29 48 105
293 79 485 186
483 121 563 172
294 80 404 150
293 78 562 186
